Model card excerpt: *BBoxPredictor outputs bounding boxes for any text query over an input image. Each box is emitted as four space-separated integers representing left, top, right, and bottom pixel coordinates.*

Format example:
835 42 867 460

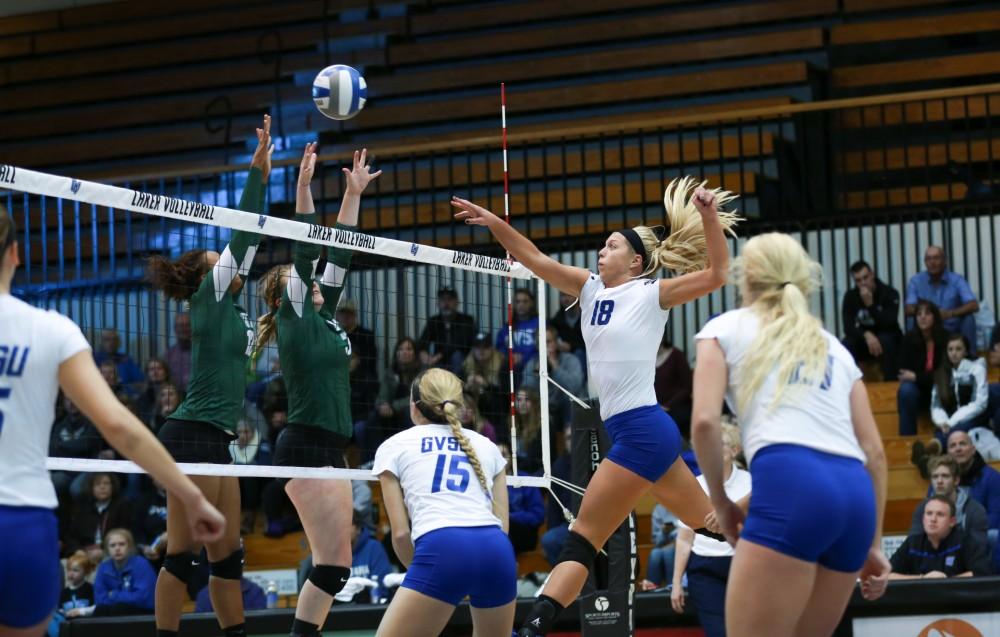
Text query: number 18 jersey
580 275 671 421
372 424 506 542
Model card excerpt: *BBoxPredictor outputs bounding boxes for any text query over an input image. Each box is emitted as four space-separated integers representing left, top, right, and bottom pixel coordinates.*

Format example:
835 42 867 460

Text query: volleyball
311 64 367 120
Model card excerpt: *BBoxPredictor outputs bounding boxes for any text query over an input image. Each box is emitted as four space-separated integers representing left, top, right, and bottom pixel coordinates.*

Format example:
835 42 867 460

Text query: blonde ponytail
415 368 491 496
733 233 827 413
444 403 491 496
253 264 289 364
636 176 741 277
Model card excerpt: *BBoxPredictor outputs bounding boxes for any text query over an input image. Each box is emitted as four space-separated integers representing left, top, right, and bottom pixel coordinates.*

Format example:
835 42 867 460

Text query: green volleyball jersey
170 168 266 433
276 217 354 437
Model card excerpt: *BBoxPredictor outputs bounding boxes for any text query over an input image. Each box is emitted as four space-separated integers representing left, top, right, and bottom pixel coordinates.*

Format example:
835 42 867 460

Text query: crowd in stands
46 249 1000 623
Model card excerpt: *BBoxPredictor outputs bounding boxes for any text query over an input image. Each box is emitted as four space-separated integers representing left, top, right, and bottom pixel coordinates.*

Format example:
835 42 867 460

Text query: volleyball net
3 163 567 491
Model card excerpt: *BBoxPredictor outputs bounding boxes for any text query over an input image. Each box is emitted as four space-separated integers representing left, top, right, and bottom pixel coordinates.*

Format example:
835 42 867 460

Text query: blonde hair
634 176 741 277
253 263 291 363
720 421 742 456
413 368 490 496
734 232 827 413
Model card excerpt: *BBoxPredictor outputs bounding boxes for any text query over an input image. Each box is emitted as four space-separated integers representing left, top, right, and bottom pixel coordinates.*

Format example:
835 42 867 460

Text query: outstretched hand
343 148 382 195
451 196 501 227
251 114 275 182
298 141 318 189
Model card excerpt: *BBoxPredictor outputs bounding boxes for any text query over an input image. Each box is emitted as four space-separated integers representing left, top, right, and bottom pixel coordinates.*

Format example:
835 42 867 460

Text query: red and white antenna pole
501 82 519 476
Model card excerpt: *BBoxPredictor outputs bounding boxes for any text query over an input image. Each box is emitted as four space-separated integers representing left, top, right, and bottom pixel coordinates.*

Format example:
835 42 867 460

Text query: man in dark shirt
841 260 901 379
417 286 477 374
889 496 993 579
335 298 378 423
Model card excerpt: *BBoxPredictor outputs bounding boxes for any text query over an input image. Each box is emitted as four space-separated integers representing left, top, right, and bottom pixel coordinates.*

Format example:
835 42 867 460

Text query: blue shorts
742 444 876 573
604 405 682 482
0 506 61 627
402 526 516 608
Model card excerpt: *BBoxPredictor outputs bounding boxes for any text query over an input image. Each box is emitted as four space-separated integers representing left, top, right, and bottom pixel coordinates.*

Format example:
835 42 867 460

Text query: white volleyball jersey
0 294 91 508
372 424 506 542
695 308 865 465
579 275 670 420
677 464 752 557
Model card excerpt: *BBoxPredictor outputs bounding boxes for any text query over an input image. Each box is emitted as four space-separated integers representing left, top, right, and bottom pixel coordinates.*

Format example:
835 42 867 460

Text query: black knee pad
307 564 352 597
210 547 244 580
162 551 199 584
556 530 598 569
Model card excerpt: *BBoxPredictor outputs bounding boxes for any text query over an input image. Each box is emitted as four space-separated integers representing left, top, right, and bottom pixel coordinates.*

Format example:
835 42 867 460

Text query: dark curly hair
147 249 210 301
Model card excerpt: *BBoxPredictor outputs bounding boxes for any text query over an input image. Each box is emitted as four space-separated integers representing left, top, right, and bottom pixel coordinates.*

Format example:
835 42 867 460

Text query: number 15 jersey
372 424 506 542
580 275 671 421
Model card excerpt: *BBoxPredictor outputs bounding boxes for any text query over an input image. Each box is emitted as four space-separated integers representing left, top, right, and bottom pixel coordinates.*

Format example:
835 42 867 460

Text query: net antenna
500 82 519 476
498 87 590 526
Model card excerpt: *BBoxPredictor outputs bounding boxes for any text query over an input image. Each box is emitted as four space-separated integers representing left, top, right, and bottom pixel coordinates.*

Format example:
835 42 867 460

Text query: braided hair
412 368 491 496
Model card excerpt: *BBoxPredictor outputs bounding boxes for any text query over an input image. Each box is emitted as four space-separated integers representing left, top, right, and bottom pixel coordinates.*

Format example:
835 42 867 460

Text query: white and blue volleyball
312 65 367 120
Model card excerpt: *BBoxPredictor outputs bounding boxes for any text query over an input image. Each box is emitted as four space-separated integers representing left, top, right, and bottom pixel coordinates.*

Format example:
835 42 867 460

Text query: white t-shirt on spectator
0 294 91 508
695 308 866 465
373 424 506 541
677 464 752 557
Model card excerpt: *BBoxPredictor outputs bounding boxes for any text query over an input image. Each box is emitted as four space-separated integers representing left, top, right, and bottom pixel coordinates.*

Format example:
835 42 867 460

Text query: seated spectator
904 246 979 351
94 328 144 395
134 357 171 428
357 337 424 462
496 288 540 385
67 529 156 617
49 395 103 502
417 286 477 374
513 388 544 475
462 332 505 431
459 391 497 442
298 510 395 604
897 300 947 436
542 426 573 566
929 334 988 445
132 479 168 569
889 496 993 579
549 291 586 369
164 312 192 390
671 423 751 637
61 550 96 609
499 443 545 554
641 504 678 589
148 383 182 434
62 472 132 561
910 455 988 548
978 323 1000 434
99 359 133 404
522 326 585 432
336 299 379 429
947 431 1000 529
230 419 272 534
653 336 693 440
194 577 266 612
841 260 901 380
